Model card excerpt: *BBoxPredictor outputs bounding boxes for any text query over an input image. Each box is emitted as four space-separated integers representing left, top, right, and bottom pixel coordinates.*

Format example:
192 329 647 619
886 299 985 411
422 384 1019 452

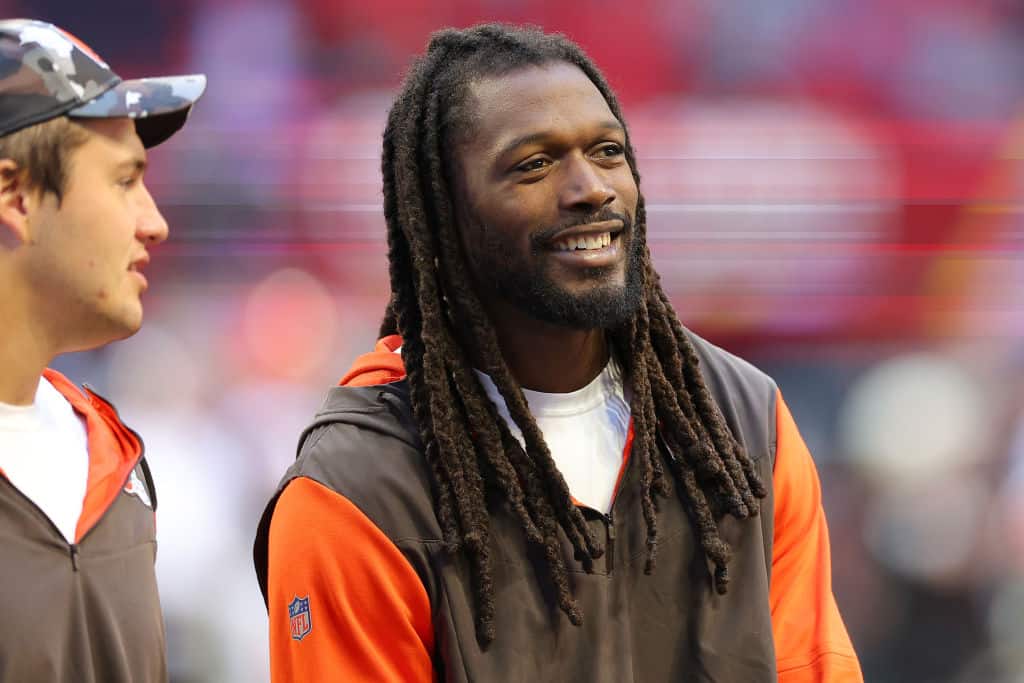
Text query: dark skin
452 63 640 393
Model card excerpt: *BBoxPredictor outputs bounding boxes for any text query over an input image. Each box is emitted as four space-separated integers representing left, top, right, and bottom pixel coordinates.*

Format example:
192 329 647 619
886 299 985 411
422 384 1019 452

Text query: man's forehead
75 117 147 159
463 63 617 149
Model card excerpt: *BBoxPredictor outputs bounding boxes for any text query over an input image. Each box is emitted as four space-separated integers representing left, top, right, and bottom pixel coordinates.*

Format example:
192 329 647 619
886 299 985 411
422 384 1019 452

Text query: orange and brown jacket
254 331 864 682
0 369 165 682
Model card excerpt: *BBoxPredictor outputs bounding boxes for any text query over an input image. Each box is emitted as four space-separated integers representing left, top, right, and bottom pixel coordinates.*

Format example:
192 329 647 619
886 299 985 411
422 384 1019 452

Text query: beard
469 208 644 330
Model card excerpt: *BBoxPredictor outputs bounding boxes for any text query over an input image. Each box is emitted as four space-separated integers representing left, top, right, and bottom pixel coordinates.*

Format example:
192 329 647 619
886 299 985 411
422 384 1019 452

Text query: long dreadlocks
378 23 766 646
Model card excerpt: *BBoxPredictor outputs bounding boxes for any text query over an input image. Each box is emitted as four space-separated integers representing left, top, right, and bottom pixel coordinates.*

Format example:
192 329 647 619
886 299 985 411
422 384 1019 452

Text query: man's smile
537 218 628 267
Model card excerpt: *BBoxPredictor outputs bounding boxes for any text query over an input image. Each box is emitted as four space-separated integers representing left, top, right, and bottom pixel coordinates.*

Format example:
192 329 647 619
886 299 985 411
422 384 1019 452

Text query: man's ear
0 159 34 247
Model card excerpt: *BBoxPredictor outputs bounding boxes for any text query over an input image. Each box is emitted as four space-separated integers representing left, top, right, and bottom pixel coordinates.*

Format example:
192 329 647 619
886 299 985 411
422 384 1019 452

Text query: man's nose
136 182 169 245
559 153 616 213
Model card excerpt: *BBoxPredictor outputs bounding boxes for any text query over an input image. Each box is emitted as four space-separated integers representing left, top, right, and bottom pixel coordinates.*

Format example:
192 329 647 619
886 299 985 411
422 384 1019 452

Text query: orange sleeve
267 476 435 683
770 390 864 682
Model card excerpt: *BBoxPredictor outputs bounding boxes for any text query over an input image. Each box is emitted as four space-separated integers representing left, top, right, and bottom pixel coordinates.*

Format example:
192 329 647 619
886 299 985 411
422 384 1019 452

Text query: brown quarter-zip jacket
0 369 165 683
255 331 863 682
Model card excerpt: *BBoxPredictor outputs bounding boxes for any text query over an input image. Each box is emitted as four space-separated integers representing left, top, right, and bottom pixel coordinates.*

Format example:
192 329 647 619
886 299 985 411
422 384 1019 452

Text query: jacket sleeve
267 476 435 682
770 390 864 682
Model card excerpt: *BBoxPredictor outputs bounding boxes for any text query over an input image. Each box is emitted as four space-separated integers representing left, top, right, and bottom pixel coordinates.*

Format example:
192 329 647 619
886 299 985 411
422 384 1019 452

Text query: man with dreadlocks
254 23 862 683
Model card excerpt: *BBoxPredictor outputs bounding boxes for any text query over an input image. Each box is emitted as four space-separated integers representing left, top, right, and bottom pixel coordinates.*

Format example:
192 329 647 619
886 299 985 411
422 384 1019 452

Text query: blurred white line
645 203 892 213
289 202 895 213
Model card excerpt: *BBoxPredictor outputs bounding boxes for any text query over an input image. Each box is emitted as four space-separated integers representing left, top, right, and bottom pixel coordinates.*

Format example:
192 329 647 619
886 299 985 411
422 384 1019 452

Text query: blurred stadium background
11 0 1024 680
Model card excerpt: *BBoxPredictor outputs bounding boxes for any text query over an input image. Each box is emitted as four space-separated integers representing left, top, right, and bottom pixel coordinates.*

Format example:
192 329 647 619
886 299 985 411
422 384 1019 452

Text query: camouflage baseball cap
0 18 206 148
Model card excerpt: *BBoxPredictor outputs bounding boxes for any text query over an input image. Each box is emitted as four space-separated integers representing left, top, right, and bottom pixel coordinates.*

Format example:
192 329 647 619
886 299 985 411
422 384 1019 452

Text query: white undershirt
475 359 631 513
0 376 90 543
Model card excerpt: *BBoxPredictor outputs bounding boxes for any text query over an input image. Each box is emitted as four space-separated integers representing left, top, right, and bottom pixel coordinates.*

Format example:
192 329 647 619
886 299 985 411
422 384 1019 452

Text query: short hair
0 116 90 201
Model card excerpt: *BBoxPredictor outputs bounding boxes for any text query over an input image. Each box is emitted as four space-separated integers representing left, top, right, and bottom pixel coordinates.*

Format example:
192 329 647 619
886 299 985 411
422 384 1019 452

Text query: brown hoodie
255 333 863 682
0 369 166 682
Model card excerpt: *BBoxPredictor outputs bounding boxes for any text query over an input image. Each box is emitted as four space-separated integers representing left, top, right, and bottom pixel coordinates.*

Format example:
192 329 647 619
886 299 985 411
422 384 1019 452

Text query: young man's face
24 117 168 350
452 62 643 330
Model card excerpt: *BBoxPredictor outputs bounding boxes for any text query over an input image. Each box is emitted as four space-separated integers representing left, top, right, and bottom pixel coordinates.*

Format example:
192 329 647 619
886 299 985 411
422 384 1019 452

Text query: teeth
553 232 612 251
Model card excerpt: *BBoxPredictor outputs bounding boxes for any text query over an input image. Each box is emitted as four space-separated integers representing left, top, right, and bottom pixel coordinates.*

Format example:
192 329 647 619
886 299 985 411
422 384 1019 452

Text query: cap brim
68 74 207 148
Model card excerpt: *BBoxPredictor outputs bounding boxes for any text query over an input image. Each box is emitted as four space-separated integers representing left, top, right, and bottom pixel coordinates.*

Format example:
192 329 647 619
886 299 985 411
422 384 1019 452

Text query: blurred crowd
8 0 1024 681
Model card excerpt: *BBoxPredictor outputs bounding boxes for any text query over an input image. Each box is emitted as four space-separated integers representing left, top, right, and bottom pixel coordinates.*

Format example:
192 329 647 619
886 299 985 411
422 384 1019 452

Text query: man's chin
478 244 643 330
97 307 144 344
514 280 642 330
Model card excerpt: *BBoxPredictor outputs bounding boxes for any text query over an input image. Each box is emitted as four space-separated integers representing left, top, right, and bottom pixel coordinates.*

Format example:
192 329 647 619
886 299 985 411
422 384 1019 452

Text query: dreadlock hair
378 23 767 647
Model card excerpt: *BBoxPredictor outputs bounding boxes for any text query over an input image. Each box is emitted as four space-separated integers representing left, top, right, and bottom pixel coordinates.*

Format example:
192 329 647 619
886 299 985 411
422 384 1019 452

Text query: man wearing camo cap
0 19 204 682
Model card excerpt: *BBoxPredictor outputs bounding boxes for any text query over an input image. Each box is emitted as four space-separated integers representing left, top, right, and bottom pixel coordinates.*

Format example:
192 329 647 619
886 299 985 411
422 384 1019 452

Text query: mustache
530 208 632 248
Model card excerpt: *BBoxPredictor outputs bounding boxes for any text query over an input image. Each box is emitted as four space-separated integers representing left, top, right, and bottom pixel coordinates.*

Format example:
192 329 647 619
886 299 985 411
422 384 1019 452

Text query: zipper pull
604 512 615 571
69 545 80 572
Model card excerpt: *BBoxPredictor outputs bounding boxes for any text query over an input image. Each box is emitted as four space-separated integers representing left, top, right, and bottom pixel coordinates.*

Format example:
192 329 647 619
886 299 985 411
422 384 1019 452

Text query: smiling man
255 24 863 682
0 19 204 683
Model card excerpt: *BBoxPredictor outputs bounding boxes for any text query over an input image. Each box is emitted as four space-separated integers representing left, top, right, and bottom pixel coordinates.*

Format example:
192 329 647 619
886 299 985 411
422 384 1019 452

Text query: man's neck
485 302 609 393
0 281 54 406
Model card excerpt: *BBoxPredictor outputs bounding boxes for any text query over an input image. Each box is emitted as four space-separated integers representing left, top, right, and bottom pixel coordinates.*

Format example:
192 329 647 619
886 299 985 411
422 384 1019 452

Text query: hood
339 334 407 387
42 368 143 541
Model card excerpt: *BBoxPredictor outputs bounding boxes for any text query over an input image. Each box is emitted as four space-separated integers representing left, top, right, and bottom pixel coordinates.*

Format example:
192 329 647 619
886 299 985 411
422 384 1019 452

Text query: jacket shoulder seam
776 649 861 673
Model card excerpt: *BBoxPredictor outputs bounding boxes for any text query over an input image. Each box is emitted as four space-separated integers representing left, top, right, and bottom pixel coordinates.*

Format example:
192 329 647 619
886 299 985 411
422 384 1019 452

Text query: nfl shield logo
288 596 312 641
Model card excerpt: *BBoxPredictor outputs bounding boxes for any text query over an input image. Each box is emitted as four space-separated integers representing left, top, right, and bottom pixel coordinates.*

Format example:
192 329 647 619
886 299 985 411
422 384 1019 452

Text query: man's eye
516 158 549 173
596 143 624 158
118 177 136 189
